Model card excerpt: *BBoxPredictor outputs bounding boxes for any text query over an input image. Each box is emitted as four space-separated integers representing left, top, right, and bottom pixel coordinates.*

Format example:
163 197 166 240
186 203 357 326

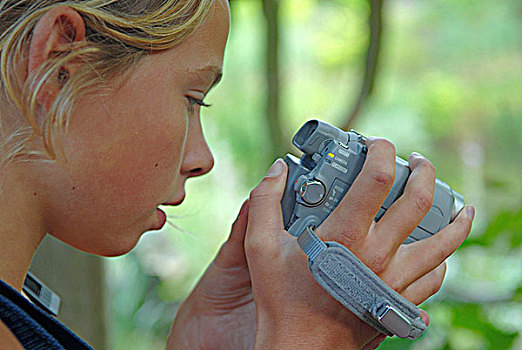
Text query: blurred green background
106 0 522 348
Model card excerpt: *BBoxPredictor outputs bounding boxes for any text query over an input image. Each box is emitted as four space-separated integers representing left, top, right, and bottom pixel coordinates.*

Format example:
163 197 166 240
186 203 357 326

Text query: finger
370 152 435 252
228 199 250 243
389 206 473 288
214 200 250 268
401 263 447 305
420 309 430 326
245 158 288 251
319 137 396 244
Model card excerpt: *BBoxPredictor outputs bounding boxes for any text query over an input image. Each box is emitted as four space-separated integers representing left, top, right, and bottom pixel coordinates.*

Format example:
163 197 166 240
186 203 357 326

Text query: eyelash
186 96 211 108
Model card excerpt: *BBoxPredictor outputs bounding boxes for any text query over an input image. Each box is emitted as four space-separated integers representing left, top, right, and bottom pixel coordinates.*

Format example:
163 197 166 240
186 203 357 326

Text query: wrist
166 298 197 350
253 308 370 350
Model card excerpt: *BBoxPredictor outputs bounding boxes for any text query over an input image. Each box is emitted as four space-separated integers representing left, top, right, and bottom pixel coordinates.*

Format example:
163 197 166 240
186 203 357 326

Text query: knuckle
335 230 362 249
249 181 276 202
381 269 404 291
371 168 395 187
389 275 405 292
320 218 369 250
245 239 263 259
413 189 433 214
436 241 453 263
363 251 389 276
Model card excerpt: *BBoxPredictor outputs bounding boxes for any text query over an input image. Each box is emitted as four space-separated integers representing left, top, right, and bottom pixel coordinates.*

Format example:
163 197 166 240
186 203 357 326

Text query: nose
180 116 214 178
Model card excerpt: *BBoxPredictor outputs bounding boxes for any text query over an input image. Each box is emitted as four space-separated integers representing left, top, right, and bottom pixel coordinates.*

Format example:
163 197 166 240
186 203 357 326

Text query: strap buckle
375 303 413 339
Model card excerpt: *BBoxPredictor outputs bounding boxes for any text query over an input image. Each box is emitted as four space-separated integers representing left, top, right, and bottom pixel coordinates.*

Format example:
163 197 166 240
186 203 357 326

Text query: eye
186 96 211 108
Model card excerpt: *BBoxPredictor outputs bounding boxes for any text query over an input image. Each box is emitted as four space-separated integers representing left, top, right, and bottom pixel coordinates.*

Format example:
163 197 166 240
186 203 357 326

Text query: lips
161 194 186 206
149 193 185 231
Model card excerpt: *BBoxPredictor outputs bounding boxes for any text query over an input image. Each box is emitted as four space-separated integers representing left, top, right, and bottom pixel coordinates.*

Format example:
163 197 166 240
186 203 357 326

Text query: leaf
463 207 522 249
514 285 522 301
484 177 510 189
449 303 518 349
378 337 414 350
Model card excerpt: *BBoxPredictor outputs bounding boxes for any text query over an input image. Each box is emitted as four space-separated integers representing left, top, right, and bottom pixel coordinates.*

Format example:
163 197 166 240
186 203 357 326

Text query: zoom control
299 179 326 205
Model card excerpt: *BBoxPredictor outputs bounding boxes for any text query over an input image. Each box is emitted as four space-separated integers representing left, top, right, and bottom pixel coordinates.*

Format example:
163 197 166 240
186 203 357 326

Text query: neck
0 164 47 291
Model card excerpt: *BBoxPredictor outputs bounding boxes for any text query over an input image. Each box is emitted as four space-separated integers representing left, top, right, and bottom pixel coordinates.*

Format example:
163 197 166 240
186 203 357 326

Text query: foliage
381 205 522 349
465 207 522 249
108 0 522 349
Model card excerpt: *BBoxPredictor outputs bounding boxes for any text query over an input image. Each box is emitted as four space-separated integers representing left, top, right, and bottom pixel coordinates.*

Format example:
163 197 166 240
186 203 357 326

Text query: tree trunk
343 0 384 130
262 0 285 159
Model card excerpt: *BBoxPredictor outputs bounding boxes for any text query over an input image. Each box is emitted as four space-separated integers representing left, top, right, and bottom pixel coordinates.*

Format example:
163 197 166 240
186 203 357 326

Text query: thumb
247 158 288 235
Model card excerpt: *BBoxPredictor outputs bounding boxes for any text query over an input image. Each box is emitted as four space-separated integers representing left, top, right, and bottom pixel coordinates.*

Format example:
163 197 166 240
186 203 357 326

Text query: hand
245 138 474 349
166 200 256 350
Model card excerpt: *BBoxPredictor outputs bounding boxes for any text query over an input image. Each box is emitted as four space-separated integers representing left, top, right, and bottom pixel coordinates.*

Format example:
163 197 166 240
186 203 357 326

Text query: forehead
169 0 229 74
128 0 229 92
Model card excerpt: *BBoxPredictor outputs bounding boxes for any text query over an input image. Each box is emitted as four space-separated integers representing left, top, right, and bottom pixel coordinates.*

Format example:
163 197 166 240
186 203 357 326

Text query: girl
0 0 474 349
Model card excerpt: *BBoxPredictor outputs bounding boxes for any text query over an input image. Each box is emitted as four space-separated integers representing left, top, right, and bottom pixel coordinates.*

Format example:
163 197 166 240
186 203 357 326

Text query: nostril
184 153 214 178
190 168 203 176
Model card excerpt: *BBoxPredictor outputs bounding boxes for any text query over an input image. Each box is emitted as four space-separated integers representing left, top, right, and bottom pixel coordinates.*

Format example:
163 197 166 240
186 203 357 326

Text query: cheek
41 107 188 254
79 114 187 205
54 91 189 223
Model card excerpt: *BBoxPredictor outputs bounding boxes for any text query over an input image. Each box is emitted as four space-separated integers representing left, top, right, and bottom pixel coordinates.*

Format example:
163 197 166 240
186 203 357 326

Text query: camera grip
297 227 426 339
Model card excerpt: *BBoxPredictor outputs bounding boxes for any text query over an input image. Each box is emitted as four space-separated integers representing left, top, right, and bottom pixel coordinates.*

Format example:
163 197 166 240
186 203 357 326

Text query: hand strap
296 227 426 339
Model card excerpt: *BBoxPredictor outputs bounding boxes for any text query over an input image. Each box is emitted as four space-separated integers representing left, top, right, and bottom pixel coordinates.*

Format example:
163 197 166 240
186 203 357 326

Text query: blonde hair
0 0 214 168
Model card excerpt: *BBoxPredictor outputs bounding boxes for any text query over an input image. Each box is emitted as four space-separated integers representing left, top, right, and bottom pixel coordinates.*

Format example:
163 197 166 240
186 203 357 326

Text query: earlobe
27 6 86 111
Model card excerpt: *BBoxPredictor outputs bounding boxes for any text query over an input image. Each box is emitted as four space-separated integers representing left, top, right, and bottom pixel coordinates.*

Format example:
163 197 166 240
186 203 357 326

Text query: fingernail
409 152 423 160
266 158 284 177
466 206 475 221
420 309 430 326
365 136 376 146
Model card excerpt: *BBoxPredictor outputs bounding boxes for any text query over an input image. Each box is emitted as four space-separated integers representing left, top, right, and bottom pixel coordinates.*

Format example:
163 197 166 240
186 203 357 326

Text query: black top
0 279 93 350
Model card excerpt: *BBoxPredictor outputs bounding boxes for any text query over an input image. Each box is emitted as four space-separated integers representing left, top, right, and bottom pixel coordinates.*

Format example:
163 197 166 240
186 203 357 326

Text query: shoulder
0 321 24 350
0 281 26 350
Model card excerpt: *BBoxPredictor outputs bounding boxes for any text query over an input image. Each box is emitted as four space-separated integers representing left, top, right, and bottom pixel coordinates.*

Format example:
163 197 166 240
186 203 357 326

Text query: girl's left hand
166 199 388 350
166 200 257 350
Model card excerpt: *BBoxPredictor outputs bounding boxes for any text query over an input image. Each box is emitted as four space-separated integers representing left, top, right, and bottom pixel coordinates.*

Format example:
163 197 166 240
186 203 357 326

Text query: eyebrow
192 65 223 93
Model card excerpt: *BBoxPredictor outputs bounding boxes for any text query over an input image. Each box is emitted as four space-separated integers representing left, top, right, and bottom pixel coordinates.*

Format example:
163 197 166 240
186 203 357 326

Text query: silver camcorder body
281 119 465 242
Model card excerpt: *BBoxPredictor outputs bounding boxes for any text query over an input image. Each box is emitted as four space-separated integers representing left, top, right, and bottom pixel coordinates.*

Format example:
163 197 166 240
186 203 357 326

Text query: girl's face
31 0 230 256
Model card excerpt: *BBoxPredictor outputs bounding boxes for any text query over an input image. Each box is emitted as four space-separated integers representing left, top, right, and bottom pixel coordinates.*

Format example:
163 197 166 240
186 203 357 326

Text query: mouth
161 194 186 207
149 194 186 231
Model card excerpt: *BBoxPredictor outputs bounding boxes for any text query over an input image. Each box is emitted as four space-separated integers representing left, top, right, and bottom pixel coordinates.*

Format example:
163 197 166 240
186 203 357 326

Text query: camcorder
281 119 464 242
280 119 465 339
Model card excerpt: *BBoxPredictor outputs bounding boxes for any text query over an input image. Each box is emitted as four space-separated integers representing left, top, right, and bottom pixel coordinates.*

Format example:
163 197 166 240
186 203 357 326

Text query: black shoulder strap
0 280 93 350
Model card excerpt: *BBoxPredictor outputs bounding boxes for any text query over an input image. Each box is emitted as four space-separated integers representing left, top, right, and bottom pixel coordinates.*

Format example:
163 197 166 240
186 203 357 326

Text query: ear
28 6 86 111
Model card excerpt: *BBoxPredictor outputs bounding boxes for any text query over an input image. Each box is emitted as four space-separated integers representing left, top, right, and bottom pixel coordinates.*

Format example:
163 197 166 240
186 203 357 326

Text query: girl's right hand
245 137 474 349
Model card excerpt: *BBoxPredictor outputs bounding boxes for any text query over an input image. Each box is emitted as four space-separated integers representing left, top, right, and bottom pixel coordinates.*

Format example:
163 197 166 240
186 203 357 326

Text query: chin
91 236 143 258
50 229 144 258
96 245 137 258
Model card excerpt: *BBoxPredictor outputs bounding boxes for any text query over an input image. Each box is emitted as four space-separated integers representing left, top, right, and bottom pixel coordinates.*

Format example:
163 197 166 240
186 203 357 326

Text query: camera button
300 180 326 205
